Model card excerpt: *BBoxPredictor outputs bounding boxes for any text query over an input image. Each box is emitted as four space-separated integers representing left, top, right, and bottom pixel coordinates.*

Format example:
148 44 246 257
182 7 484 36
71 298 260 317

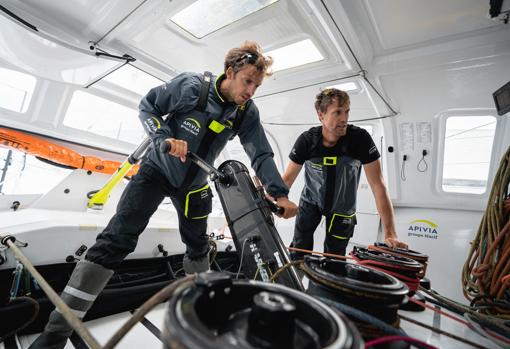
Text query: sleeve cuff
289 154 304 165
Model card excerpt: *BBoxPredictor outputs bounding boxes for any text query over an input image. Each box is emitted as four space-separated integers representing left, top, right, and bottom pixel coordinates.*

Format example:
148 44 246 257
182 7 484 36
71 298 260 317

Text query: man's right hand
384 237 408 249
275 197 298 219
162 138 188 162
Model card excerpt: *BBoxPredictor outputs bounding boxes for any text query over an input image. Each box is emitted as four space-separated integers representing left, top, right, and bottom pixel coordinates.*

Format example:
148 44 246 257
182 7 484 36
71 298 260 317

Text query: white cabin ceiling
0 0 351 81
0 0 508 126
367 0 499 50
0 0 506 78
343 0 502 54
0 0 143 45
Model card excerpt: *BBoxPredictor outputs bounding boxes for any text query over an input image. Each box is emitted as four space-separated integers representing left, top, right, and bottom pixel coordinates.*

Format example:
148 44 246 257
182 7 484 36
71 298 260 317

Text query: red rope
408 297 510 346
350 255 421 292
364 335 437 349
356 260 420 292
287 246 354 260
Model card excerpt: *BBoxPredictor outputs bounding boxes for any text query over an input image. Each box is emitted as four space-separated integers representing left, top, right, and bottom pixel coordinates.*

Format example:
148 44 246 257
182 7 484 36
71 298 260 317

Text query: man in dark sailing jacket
30 41 298 349
282 88 407 259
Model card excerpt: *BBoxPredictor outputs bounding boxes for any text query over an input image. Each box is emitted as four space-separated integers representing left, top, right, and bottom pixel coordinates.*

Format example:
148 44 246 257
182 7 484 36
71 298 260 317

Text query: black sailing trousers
86 164 210 269
290 199 355 260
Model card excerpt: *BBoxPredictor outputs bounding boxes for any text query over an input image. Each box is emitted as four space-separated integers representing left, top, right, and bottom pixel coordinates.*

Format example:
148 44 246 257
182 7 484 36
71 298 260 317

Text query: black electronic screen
493 80 510 116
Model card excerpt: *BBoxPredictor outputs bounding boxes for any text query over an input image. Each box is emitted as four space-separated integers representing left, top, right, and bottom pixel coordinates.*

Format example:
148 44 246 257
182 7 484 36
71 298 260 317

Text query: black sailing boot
28 260 113 349
183 250 210 275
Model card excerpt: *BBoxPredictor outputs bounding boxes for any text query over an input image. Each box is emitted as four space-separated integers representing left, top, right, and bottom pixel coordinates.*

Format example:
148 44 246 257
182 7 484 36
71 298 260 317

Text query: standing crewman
283 88 407 259
30 41 297 349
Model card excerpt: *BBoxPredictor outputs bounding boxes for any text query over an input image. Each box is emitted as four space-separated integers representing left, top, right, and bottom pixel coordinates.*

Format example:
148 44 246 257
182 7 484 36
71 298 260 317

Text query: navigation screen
494 81 510 116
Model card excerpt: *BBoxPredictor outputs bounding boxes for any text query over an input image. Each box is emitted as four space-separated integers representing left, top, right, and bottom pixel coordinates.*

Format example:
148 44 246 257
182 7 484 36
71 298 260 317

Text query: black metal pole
0 150 12 194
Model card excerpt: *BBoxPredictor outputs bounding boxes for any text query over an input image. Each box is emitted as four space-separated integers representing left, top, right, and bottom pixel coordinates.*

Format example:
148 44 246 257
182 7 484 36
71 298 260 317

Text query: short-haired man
283 88 407 259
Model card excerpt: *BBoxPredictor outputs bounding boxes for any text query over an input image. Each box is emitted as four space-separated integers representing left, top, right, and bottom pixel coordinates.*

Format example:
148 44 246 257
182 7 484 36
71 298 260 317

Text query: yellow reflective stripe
152 117 161 129
328 212 356 233
192 215 208 220
323 157 337 166
184 184 210 218
209 120 225 134
331 234 349 240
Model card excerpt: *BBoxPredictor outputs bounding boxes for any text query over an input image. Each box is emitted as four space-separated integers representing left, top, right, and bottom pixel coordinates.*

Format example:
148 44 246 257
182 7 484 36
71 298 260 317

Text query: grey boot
183 251 210 275
29 260 114 349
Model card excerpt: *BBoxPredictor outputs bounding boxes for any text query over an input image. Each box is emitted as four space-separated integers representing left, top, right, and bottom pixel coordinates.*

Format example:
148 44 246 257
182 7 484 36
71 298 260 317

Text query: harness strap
323 156 337 214
196 71 212 112
181 73 251 189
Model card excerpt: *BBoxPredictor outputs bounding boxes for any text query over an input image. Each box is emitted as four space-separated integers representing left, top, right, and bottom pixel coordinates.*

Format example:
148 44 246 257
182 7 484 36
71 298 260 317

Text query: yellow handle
87 161 133 208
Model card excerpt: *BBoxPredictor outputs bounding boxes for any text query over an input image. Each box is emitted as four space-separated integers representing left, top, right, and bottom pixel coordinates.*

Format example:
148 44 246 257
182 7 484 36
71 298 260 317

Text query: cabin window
355 124 374 136
171 0 279 38
0 149 71 195
442 115 496 194
102 65 163 96
266 39 324 72
64 91 145 145
0 67 36 113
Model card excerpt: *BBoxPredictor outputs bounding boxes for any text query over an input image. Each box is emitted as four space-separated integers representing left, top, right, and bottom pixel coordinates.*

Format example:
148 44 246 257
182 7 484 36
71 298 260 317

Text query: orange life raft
0 127 139 177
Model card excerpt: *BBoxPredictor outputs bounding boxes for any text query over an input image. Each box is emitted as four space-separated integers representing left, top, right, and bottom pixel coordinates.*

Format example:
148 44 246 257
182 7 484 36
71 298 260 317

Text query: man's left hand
275 197 298 219
384 237 408 249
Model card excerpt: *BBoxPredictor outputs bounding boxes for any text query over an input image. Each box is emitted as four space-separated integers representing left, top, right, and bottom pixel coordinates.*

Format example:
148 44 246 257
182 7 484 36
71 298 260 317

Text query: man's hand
275 197 298 219
384 237 408 249
163 138 188 162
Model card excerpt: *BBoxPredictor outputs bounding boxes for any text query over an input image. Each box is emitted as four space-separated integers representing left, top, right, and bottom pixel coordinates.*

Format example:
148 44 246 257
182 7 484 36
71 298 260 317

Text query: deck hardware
10 201 20 211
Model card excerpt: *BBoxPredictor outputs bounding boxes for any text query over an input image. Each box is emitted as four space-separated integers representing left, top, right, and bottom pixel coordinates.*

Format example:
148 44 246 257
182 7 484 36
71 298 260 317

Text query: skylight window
324 81 360 92
266 39 324 72
171 0 279 38
103 64 163 96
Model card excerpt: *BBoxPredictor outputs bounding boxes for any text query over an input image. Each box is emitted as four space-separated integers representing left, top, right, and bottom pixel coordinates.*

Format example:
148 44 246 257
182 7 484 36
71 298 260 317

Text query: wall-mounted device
493 80 510 116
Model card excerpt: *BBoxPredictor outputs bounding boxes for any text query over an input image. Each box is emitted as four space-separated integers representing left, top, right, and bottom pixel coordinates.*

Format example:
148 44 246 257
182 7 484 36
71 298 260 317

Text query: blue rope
317 296 407 337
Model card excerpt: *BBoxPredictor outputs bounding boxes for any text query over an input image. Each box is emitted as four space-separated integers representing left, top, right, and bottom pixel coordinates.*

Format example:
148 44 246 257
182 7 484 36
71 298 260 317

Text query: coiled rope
368 244 429 279
462 146 510 317
350 246 422 294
